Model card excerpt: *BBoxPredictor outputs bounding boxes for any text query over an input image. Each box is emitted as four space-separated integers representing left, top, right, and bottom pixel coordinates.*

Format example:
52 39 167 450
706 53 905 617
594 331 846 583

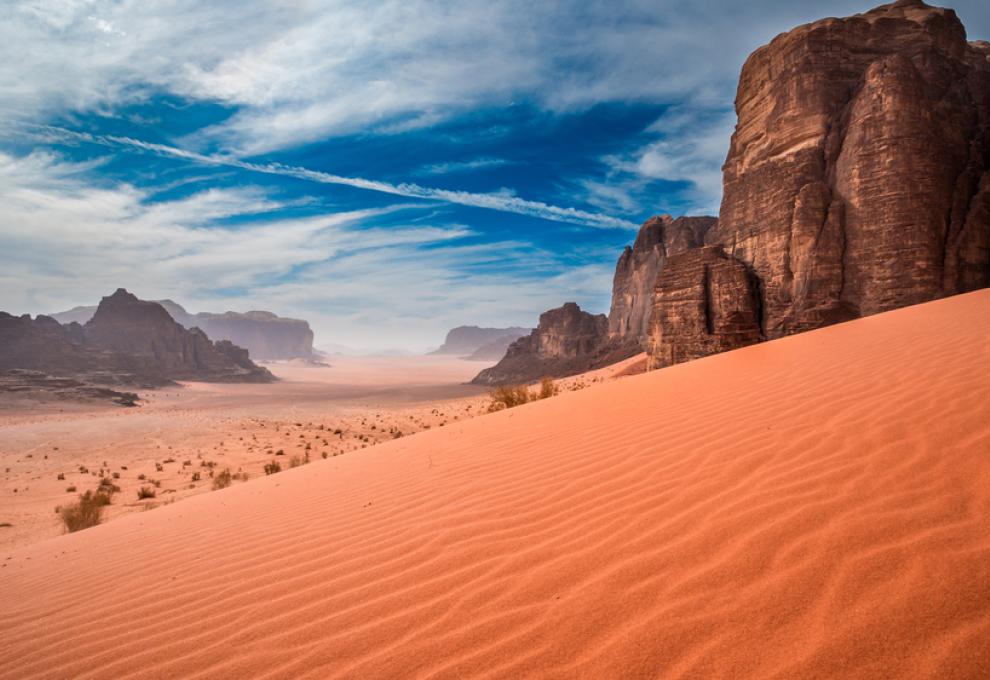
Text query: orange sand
2 291 989 678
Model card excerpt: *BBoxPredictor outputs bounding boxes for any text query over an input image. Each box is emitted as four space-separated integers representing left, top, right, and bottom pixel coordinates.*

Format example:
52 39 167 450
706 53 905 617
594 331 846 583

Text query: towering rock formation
608 215 717 349
471 303 610 385
430 326 530 358
711 0 990 338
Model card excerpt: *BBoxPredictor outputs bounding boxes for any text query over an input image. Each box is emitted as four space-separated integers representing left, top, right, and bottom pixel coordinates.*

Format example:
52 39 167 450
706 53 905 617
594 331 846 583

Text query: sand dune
3 291 990 679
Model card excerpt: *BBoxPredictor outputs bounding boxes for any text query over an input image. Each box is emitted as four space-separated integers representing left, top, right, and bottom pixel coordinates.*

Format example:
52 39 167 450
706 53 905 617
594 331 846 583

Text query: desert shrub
136 486 156 500
57 473 65 481
60 490 108 532
65 485 77 493
191 472 201 482
289 455 304 468
212 468 233 489
264 461 282 475
538 377 557 400
98 477 121 494
488 384 531 411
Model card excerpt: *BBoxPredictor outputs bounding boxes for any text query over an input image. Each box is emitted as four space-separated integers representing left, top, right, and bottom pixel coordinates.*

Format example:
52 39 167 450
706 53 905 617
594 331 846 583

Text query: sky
2 1 989 352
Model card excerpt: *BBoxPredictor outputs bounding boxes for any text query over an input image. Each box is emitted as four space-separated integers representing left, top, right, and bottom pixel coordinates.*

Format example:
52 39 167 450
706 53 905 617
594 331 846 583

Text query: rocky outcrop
0 311 172 389
84 289 274 383
430 326 530 358
608 215 717 348
471 303 611 385
712 0 990 338
646 247 763 367
52 300 316 361
0 290 275 392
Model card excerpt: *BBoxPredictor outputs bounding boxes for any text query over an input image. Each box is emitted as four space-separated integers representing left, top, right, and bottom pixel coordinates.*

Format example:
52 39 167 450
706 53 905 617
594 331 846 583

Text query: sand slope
2 291 989 679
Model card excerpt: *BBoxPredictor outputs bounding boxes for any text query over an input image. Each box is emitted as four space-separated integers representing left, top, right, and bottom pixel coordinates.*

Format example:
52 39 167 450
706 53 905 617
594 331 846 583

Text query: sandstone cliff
608 215 717 348
471 303 611 385
647 247 763 366
711 0 990 338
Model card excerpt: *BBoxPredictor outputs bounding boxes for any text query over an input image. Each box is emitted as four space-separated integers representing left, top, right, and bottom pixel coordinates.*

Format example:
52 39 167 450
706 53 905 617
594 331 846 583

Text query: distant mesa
429 326 530 359
1 289 274 404
472 303 620 385
475 0 990 385
52 299 315 361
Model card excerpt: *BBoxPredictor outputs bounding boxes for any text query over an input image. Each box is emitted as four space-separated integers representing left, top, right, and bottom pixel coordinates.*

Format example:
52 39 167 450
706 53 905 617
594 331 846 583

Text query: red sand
2 291 989 678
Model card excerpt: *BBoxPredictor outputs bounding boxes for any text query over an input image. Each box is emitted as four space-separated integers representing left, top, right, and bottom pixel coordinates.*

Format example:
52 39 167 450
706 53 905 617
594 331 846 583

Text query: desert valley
3 0 990 678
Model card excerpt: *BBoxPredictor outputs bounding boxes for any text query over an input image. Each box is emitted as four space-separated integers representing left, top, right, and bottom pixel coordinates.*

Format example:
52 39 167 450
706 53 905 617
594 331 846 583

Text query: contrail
31 125 639 230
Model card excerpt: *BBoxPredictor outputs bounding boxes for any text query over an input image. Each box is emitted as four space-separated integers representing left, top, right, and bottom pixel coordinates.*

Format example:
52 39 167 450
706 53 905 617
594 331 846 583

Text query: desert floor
0 355 628 552
2 292 989 678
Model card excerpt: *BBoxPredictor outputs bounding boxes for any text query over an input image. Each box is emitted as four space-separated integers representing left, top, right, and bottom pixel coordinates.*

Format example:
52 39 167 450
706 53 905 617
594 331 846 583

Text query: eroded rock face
713 0 990 337
646 247 762 367
84 289 274 383
608 215 717 348
471 303 609 385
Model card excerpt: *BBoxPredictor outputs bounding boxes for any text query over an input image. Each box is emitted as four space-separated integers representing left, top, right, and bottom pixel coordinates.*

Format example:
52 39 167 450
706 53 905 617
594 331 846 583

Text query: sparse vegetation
538 376 557 399
488 384 531 410
59 489 113 532
137 486 156 500
213 468 233 489
264 461 282 475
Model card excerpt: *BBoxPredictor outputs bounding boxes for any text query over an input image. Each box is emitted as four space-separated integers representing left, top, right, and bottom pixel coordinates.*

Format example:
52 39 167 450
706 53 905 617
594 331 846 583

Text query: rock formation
0 290 274 394
52 300 316 361
647 247 762 366
83 289 274 383
608 215 717 348
711 0 990 338
471 303 611 385
430 326 530 358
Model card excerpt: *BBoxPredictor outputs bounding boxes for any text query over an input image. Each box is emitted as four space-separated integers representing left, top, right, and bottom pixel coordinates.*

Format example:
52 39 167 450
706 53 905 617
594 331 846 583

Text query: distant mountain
52 299 315 361
430 326 530 358
2 289 274 393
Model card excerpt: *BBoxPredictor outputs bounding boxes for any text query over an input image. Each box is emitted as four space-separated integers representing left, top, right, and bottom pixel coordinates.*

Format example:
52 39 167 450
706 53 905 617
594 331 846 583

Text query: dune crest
2 291 990 679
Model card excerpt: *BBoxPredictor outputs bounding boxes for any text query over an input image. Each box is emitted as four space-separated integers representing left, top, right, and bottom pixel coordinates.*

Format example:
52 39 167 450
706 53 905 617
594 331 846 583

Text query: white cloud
33 125 638 229
416 158 510 176
0 150 614 351
576 105 735 215
3 0 958 156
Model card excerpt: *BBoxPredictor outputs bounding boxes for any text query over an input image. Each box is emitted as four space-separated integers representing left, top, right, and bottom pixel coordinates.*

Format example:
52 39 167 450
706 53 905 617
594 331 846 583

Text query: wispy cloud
576 105 735 215
0 150 615 350
34 125 638 229
416 157 510 176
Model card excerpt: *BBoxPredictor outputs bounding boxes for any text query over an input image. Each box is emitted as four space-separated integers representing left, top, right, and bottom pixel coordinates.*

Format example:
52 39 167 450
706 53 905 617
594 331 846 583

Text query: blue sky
2 1 988 352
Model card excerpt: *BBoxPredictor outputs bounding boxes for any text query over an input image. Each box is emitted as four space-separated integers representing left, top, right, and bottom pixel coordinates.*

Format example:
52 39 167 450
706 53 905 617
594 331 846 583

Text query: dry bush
136 486 156 500
212 469 233 489
537 377 557 399
264 461 281 475
60 490 112 532
488 384 531 411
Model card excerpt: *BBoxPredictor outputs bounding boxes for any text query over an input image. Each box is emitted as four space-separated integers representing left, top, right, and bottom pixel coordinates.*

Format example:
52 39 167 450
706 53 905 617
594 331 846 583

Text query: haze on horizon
3 0 989 352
